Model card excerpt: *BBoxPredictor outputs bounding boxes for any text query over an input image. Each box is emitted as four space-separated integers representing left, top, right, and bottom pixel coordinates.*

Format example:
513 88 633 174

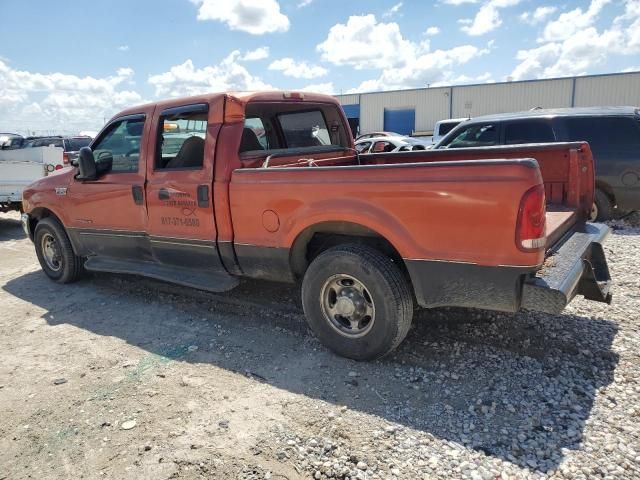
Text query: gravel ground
0 211 639 480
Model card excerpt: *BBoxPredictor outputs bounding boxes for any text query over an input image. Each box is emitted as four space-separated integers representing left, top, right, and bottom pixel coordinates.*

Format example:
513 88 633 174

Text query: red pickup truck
21 91 612 360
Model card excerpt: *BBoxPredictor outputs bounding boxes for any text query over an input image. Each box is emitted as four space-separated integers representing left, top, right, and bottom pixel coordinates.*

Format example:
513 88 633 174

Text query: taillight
63 153 70 165
516 184 546 252
55 164 63 170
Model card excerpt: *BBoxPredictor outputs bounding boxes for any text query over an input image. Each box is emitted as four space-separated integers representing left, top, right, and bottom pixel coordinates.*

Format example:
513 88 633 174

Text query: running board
84 257 239 293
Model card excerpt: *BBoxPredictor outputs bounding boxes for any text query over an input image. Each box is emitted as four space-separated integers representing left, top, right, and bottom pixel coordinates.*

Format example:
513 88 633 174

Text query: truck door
66 113 152 260
144 103 225 271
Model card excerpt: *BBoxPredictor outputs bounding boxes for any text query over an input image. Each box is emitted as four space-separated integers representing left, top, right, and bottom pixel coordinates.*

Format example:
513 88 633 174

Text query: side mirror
77 147 97 180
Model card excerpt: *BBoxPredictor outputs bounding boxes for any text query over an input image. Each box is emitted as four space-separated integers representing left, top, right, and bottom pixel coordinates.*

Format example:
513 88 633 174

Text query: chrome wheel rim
41 233 62 272
590 202 598 221
320 274 375 338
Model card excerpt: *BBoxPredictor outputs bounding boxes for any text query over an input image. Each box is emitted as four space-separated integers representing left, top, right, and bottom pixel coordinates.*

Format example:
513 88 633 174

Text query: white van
432 118 469 145
0 139 65 213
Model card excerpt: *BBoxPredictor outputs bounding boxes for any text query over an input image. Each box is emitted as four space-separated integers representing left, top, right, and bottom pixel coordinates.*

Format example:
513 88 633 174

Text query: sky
1 0 639 134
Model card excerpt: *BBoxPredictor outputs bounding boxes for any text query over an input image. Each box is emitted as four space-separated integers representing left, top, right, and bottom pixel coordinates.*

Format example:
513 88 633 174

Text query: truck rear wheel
34 217 84 283
301 244 413 360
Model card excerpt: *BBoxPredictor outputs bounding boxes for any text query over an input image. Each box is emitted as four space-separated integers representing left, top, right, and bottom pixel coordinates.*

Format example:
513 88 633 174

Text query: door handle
197 185 209 208
132 185 144 205
158 188 170 201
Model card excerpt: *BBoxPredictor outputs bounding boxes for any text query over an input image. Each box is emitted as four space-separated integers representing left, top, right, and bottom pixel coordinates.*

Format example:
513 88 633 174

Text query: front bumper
21 213 32 240
521 222 612 314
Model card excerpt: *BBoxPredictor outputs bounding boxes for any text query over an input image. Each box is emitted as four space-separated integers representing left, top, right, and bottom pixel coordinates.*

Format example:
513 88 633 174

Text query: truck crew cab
22 91 613 360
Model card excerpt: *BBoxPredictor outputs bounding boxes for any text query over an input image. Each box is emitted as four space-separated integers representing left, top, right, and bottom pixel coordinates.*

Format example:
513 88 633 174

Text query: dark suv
434 107 640 220
22 135 92 164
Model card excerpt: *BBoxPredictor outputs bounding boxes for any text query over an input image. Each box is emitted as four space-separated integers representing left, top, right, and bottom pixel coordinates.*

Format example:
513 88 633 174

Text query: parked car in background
22 135 92 165
432 118 468 144
355 131 401 141
434 107 640 221
355 135 429 153
0 133 25 150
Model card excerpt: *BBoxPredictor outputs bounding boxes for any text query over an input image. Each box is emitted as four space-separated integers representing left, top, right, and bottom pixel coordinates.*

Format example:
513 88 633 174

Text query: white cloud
191 0 289 35
317 15 421 69
319 14 487 92
298 0 313 7
450 72 493 84
268 58 328 79
511 0 640 80
148 51 272 98
299 82 335 95
540 0 610 42
117 45 129 52
425 26 441 36
519 6 557 25
459 0 520 36
383 2 403 18
441 0 479 4
241 46 270 61
351 45 488 92
0 60 142 133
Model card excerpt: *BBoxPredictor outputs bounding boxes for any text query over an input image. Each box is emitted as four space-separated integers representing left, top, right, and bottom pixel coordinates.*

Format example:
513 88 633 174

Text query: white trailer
0 146 64 212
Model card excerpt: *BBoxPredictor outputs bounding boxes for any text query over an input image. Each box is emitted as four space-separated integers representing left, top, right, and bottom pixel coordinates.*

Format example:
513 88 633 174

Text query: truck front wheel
301 244 413 361
34 217 84 283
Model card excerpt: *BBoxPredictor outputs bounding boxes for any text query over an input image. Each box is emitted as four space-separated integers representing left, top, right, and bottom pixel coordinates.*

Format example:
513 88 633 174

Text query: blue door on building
342 104 361 137
384 108 415 135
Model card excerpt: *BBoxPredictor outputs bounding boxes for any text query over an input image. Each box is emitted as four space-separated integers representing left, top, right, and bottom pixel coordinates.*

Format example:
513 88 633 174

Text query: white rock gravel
0 212 639 479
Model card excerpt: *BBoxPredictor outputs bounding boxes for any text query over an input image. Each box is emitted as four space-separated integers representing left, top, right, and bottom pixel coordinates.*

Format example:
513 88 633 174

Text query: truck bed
261 142 595 248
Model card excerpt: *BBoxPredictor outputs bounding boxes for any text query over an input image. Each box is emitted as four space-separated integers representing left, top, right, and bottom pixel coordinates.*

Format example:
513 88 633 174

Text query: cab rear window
278 110 331 148
240 103 349 155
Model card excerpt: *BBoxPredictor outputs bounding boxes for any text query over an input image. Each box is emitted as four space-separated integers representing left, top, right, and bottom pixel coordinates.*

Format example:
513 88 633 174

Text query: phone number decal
161 217 200 227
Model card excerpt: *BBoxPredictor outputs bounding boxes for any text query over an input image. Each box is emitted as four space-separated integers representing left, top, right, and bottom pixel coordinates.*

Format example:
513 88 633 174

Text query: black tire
591 189 614 222
301 244 413 361
34 217 84 283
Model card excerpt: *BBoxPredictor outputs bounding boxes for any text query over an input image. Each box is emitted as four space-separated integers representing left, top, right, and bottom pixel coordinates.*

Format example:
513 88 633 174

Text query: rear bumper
520 222 612 314
405 222 612 314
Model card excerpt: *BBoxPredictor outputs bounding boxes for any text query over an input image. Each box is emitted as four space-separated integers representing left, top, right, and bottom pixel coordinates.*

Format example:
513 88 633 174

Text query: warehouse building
335 71 640 137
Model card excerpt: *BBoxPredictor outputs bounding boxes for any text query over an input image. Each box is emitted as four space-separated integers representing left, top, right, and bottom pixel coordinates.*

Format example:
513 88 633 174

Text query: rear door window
65 137 92 152
157 105 208 169
355 141 371 153
504 120 556 144
565 116 640 152
372 141 395 153
445 123 499 148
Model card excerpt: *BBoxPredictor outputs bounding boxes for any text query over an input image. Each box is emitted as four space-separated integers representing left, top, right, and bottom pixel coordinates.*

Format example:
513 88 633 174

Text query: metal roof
463 106 639 123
